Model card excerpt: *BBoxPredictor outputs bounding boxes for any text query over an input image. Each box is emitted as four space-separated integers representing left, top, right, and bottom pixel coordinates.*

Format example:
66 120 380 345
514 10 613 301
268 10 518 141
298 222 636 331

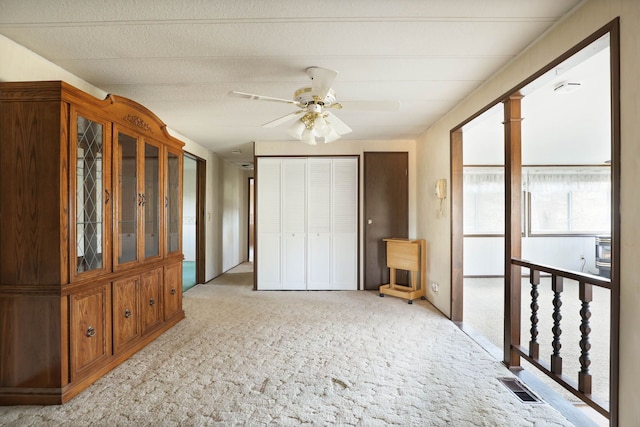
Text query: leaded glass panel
76 116 104 273
167 152 180 253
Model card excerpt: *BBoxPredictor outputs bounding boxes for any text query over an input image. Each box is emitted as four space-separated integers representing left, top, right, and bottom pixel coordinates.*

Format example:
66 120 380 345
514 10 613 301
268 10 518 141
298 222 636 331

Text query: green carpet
182 261 196 292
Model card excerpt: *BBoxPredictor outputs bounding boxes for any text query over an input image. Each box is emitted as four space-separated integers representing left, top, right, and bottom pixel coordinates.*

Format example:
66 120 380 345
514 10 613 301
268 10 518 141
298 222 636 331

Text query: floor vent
498 377 544 404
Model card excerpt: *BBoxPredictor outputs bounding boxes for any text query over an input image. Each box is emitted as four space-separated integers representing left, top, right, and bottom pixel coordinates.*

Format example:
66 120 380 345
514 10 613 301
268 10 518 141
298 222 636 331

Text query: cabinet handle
165 196 169 207
86 326 96 337
141 193 146 206
138 193 144 206
124 308 131 318
149 298 155 306
171 288 176 295
105 189 111 204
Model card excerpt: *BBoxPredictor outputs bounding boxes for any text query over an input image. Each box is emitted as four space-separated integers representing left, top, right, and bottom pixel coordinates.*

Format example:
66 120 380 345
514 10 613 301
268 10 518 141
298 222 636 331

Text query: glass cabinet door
116 132 138 266
166 150 182 254
144 142 160 259
74 113 109 278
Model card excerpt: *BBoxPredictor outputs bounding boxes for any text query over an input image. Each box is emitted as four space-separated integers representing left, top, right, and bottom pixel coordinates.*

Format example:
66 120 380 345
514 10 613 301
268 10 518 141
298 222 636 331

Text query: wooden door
364 152 409 290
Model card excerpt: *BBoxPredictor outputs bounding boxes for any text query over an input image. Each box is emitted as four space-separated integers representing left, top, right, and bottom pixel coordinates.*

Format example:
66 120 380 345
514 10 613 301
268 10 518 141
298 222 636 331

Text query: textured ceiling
0 0 583 166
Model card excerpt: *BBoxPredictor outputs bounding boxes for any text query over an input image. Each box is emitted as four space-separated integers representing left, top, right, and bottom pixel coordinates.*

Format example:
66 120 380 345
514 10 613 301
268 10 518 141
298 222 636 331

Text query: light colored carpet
0 264 575 426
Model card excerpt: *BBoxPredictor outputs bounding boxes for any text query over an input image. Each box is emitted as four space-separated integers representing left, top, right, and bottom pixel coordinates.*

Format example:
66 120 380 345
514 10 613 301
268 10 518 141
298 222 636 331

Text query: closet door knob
124 308 131 318
86 326 96 337
149 298 155 306
171 288 176 295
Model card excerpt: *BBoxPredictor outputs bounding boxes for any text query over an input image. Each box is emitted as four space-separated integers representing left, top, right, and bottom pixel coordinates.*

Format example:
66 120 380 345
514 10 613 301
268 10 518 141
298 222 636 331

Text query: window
463 167 505 235
463 166 610 236
527 167 610 235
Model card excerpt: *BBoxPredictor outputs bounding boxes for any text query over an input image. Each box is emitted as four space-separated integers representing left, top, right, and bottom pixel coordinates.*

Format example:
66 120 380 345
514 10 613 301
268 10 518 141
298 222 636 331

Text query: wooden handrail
512 258 611 289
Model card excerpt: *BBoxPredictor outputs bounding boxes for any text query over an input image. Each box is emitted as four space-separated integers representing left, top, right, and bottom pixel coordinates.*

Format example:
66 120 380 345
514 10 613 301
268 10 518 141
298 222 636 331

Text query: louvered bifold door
282 159 307 290
307 159 332 290
332 158 358 290
256 158 282 290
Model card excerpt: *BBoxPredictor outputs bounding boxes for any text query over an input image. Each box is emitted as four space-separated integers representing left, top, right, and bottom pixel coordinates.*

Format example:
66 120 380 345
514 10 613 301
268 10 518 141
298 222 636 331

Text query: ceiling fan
229 67 399 145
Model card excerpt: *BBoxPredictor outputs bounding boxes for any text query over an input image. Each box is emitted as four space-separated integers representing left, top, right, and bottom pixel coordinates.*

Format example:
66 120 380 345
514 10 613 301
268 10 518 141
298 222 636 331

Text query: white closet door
282 159 306 290
256 158 282 289
332 158 358 290
307 159 332 290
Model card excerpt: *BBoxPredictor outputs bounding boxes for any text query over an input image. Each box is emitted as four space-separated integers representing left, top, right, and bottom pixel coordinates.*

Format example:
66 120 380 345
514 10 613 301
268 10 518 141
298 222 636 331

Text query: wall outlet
431 281 439 293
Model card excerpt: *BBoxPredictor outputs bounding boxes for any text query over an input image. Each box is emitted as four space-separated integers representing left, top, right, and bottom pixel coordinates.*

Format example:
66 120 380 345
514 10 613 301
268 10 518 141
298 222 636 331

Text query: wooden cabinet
0 81 185 405
256 157 358 290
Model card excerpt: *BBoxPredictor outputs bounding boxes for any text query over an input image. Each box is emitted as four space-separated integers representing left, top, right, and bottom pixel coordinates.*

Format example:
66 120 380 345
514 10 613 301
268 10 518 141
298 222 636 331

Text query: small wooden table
379 238 426 304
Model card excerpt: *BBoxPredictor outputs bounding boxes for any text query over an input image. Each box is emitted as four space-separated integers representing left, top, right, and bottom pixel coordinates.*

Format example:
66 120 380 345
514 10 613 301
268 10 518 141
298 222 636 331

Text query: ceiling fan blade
306 67 338 99
323 111 352 135
335 100 401 112
228 91 300 106
262 110 305 128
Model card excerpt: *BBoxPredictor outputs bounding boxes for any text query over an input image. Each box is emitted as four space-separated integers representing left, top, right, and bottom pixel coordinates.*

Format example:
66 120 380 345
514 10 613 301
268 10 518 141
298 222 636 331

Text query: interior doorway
451 26 617 425
183 152 206 291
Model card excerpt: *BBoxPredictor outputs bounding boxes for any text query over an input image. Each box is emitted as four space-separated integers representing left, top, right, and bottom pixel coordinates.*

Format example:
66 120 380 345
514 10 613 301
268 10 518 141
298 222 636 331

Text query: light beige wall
179 137 250 278
415 0 639 422
177 136 224 280
221 161 251 272
256 139 417 289
0 34 105 97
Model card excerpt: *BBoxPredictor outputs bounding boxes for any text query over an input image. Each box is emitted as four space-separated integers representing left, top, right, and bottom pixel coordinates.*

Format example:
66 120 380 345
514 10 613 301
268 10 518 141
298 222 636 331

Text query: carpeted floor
0 264 577 426
183 260 197 292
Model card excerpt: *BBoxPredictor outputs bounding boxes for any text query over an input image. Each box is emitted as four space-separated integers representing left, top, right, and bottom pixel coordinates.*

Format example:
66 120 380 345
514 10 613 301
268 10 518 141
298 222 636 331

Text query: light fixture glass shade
301 128 317 145
323 128 341 143
286 120 306 139
314 116 331 137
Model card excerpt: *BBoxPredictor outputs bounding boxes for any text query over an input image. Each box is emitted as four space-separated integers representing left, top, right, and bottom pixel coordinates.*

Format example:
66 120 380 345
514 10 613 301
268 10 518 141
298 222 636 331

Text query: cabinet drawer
164 262 182 320
112 277 140 353
70 283 111 379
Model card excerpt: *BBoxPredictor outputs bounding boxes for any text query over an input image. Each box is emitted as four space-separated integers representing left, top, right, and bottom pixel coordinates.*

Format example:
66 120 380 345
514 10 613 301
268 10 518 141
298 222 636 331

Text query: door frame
247 176 254 263
184 151 206 284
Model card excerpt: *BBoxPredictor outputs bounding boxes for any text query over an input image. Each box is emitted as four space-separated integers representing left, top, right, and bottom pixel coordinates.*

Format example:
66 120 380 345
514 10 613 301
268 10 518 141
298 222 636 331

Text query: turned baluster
529 268 540 359
551 275 563 375
578 282 593 394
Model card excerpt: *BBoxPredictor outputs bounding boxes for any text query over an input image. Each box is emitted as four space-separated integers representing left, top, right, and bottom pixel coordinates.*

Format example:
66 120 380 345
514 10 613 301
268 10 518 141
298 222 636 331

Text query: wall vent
498 377 544 404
